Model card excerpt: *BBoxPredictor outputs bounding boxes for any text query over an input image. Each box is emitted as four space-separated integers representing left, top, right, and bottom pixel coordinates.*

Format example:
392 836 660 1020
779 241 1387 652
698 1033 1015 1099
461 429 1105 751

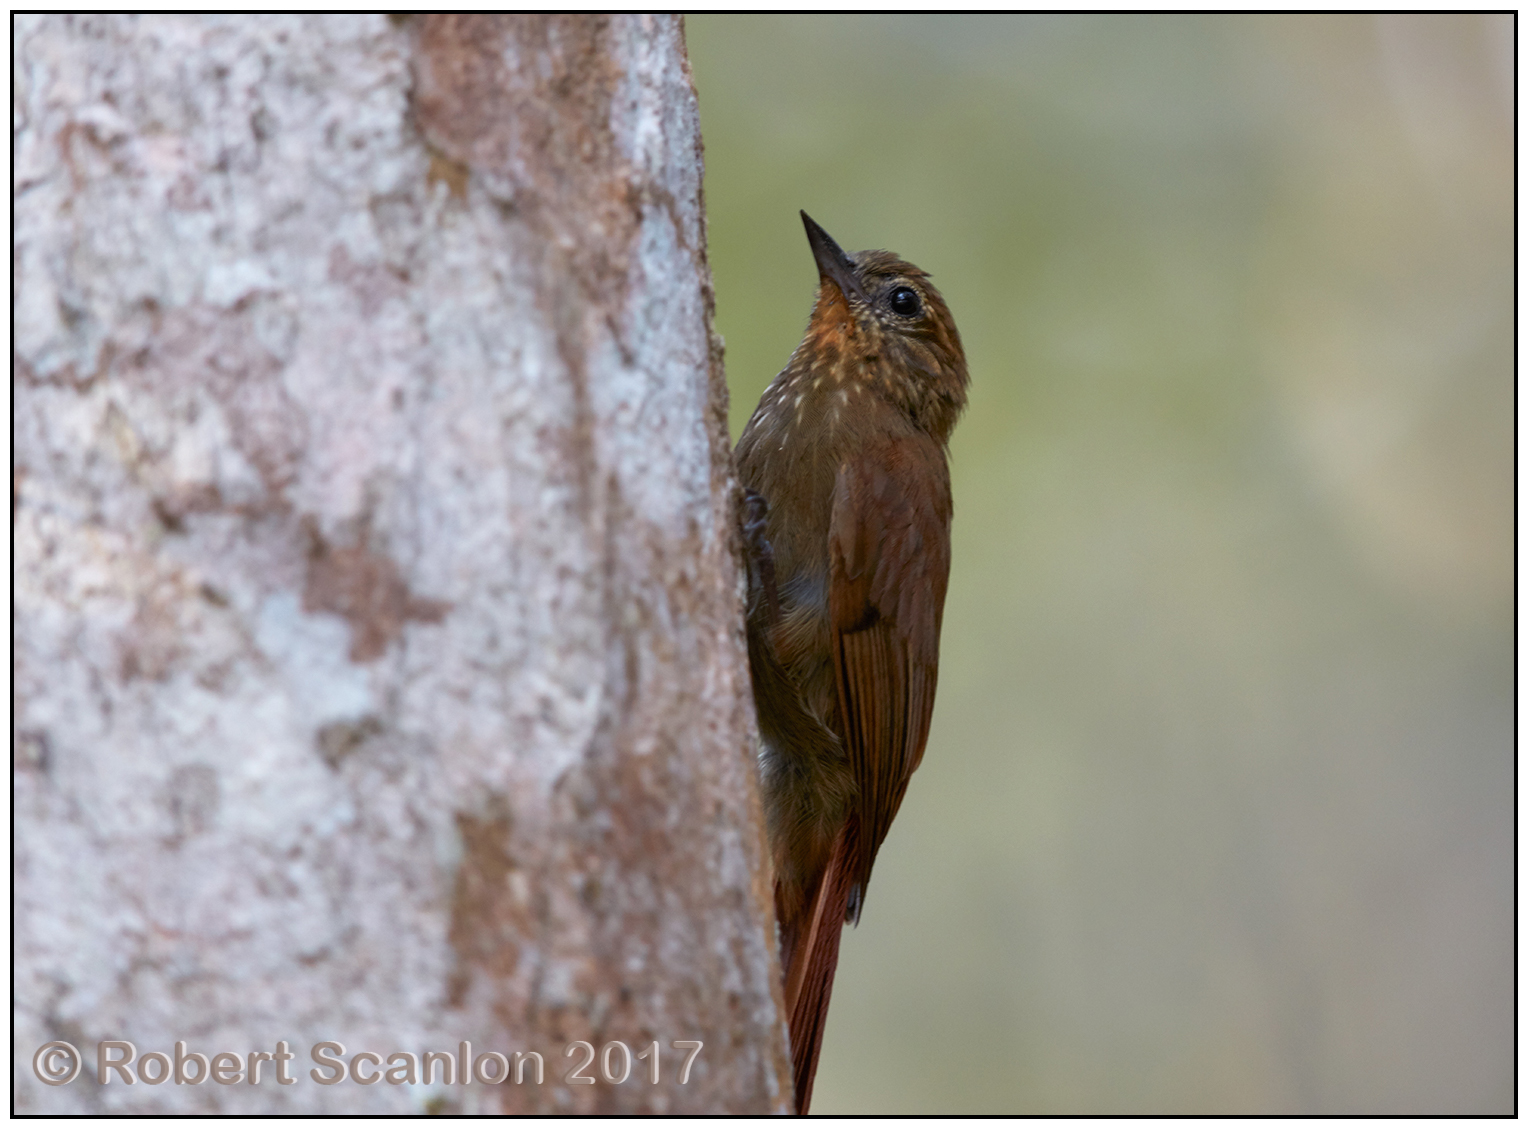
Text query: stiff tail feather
781 822 859 1114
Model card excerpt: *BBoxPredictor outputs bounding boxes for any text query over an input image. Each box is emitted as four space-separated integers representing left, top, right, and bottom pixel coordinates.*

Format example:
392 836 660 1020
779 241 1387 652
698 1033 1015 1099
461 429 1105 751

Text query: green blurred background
685 14 1513 1115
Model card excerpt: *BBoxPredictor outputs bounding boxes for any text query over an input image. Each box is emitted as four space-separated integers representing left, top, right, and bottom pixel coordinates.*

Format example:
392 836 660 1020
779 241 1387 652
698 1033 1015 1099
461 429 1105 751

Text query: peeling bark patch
425 147 470 202
161 763 220 842
15 730 52 774
447 808 529 1009
315 715 384 768
409 15 641 308
118 584 188 682
152 483 224 534
117 301 307 506
12 464 27 522
301 520 451 663
326 244 409 317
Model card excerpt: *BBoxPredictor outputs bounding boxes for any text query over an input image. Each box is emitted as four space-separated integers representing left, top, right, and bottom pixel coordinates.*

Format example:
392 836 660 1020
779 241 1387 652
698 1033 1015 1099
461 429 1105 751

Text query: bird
736 212 968 1113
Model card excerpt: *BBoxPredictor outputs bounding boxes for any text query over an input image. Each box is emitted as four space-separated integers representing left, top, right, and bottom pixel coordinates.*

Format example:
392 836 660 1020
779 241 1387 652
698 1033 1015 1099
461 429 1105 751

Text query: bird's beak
801 211 867 305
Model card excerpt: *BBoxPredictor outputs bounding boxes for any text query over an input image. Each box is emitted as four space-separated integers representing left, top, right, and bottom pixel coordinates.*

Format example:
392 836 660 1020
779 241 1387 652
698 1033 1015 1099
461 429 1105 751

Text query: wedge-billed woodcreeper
736 212 968 1113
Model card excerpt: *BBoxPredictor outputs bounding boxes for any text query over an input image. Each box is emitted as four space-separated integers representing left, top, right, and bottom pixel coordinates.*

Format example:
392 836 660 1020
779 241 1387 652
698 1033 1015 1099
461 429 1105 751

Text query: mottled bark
14 14 790 1113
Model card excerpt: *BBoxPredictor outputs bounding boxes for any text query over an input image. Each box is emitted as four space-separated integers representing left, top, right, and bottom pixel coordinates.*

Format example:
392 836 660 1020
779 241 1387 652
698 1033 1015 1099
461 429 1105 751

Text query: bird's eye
887 286 921 317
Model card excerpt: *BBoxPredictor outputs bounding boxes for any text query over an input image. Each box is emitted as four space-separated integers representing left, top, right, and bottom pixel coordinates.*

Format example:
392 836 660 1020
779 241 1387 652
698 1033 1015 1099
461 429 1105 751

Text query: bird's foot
741 487 782 629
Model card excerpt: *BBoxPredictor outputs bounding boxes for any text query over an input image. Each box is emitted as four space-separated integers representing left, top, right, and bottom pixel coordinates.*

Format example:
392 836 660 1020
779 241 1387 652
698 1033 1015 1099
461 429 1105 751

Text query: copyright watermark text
32 1039 704 1087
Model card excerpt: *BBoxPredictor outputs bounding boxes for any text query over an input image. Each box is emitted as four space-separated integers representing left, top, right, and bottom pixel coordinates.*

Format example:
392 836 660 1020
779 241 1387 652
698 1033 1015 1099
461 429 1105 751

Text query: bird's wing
828 433 952 904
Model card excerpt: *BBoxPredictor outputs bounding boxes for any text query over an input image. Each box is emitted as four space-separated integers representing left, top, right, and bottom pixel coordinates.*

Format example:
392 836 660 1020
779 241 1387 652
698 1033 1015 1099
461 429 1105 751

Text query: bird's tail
780 821 858 1114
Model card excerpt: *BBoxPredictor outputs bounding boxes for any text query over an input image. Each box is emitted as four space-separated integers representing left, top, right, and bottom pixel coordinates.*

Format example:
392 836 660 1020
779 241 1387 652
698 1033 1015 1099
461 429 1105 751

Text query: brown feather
782 821 857 1113
830 436 951 906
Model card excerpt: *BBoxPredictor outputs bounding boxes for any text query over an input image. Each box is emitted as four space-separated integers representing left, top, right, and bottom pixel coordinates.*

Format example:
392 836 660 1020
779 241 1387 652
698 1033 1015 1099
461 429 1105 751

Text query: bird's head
800 211 969 444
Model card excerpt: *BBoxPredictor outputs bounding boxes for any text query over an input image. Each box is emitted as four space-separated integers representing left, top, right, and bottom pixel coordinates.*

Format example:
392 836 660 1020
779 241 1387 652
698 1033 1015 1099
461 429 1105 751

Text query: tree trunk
15 14 791 1114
